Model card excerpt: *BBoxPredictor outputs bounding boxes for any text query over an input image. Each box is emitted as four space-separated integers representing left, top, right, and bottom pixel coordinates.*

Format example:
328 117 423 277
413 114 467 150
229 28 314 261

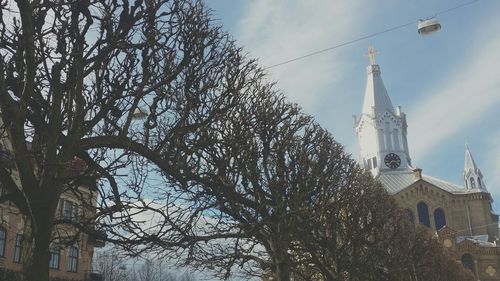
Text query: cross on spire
367 45 379 65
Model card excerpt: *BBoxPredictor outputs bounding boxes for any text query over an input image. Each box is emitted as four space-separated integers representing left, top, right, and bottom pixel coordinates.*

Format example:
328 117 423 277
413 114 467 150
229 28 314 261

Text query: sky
206 0 500 209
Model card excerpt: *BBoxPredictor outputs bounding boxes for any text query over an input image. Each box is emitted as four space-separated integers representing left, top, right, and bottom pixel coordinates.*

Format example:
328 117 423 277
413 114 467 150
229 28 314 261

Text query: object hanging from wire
132 107 148 120
266 0 479 68
417 18 442 35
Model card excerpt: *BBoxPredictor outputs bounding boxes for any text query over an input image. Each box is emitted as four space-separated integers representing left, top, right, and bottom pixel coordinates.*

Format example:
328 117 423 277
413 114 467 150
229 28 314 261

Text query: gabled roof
377 170 467 195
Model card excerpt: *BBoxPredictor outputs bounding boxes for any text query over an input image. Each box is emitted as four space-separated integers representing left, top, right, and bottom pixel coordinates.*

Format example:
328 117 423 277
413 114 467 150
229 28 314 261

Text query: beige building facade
355 47 500 280
0 134 104 280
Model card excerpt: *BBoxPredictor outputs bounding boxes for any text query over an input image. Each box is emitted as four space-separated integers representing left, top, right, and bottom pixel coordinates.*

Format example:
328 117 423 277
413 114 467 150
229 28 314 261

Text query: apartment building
0 139 104 281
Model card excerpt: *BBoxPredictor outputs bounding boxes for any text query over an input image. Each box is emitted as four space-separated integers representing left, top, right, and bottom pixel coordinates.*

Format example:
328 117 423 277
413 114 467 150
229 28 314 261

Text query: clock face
384 153 401 169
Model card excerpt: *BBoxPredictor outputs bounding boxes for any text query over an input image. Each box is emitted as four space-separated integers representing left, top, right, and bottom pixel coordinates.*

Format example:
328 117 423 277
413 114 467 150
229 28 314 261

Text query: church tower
354 46 412 177
463 144 487 192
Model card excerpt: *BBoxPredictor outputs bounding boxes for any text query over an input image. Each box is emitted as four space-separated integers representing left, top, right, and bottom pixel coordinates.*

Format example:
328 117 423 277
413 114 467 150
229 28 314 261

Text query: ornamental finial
367 45 379 65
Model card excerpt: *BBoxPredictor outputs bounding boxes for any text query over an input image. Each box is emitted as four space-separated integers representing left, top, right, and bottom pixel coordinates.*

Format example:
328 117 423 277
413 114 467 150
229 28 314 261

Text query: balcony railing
85 270 104 281
88 229 107 248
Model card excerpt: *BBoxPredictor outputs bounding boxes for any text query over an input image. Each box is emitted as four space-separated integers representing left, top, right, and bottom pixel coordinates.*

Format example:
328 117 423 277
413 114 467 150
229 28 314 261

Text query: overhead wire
434 0 482 16
265 0 483 69
265 21 415 69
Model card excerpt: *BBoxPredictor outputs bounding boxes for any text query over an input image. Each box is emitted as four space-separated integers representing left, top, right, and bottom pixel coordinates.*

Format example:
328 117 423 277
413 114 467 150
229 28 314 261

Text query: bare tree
94 250 131 281
166 84 364 280
0 1 474 281
95 249 195 281
0 1 262 280
133 258 194 281
135 258 169 281
292 172 402 281
171 84 476 281
293 181 476 281
387 225 475 281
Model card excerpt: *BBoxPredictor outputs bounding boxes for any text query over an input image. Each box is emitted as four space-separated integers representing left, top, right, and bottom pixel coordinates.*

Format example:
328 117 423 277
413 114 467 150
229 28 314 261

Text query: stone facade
390 174 500 280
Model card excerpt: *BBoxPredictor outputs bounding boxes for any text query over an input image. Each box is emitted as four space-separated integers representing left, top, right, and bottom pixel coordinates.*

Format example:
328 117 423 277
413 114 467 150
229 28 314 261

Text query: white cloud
407 34 500 161
484 131 500 197
236 0 364 111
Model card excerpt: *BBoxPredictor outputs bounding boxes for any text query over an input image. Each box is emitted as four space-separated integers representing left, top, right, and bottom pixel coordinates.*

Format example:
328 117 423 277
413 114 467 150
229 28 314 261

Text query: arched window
417 202 430 227
0 226 5 257
478 178 482 188
434 208 446 230
49 245 60 269
470 178 476 189
67 246 78 272
461 254 475 274
13 234 23 263
404 209 414 225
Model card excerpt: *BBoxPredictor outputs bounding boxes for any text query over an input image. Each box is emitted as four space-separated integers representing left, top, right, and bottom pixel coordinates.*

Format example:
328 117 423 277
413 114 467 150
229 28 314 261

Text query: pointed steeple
463 144 487 192
464 144 478 172
362 46 394 116
354 46 412 176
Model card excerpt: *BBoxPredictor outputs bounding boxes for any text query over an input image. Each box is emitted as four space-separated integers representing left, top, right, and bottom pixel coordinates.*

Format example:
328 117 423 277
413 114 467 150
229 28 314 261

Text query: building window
478 177 482 188
67 246 78 272
0 227 5 256
372 157 377 168
404 209 414 225
417 202 430 227
13 234 23 263
470 178 476 189
49 245 60 269
461 254 475 274
434 208 446 230
60 200 78 221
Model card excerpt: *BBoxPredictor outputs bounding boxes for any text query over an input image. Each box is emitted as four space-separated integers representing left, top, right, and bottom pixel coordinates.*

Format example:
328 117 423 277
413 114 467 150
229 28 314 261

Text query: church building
354 46 500 281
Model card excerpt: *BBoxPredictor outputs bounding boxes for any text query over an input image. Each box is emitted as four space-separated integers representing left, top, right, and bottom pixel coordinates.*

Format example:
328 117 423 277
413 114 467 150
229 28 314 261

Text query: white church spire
355 46 412 177
362 46 394 116
463 144 487 192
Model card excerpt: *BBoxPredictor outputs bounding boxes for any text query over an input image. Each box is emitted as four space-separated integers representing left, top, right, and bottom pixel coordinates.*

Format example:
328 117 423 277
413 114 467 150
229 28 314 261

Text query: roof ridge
378 171 466 194
422 173 464 189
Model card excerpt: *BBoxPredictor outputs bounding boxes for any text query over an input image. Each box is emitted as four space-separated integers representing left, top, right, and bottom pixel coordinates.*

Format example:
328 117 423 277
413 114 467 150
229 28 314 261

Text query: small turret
463 144 487 192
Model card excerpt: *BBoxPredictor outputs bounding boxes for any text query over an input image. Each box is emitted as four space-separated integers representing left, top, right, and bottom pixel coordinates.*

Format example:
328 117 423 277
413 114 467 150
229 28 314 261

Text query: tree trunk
23 207 54 281
274 257 291 281
269 236 291 281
